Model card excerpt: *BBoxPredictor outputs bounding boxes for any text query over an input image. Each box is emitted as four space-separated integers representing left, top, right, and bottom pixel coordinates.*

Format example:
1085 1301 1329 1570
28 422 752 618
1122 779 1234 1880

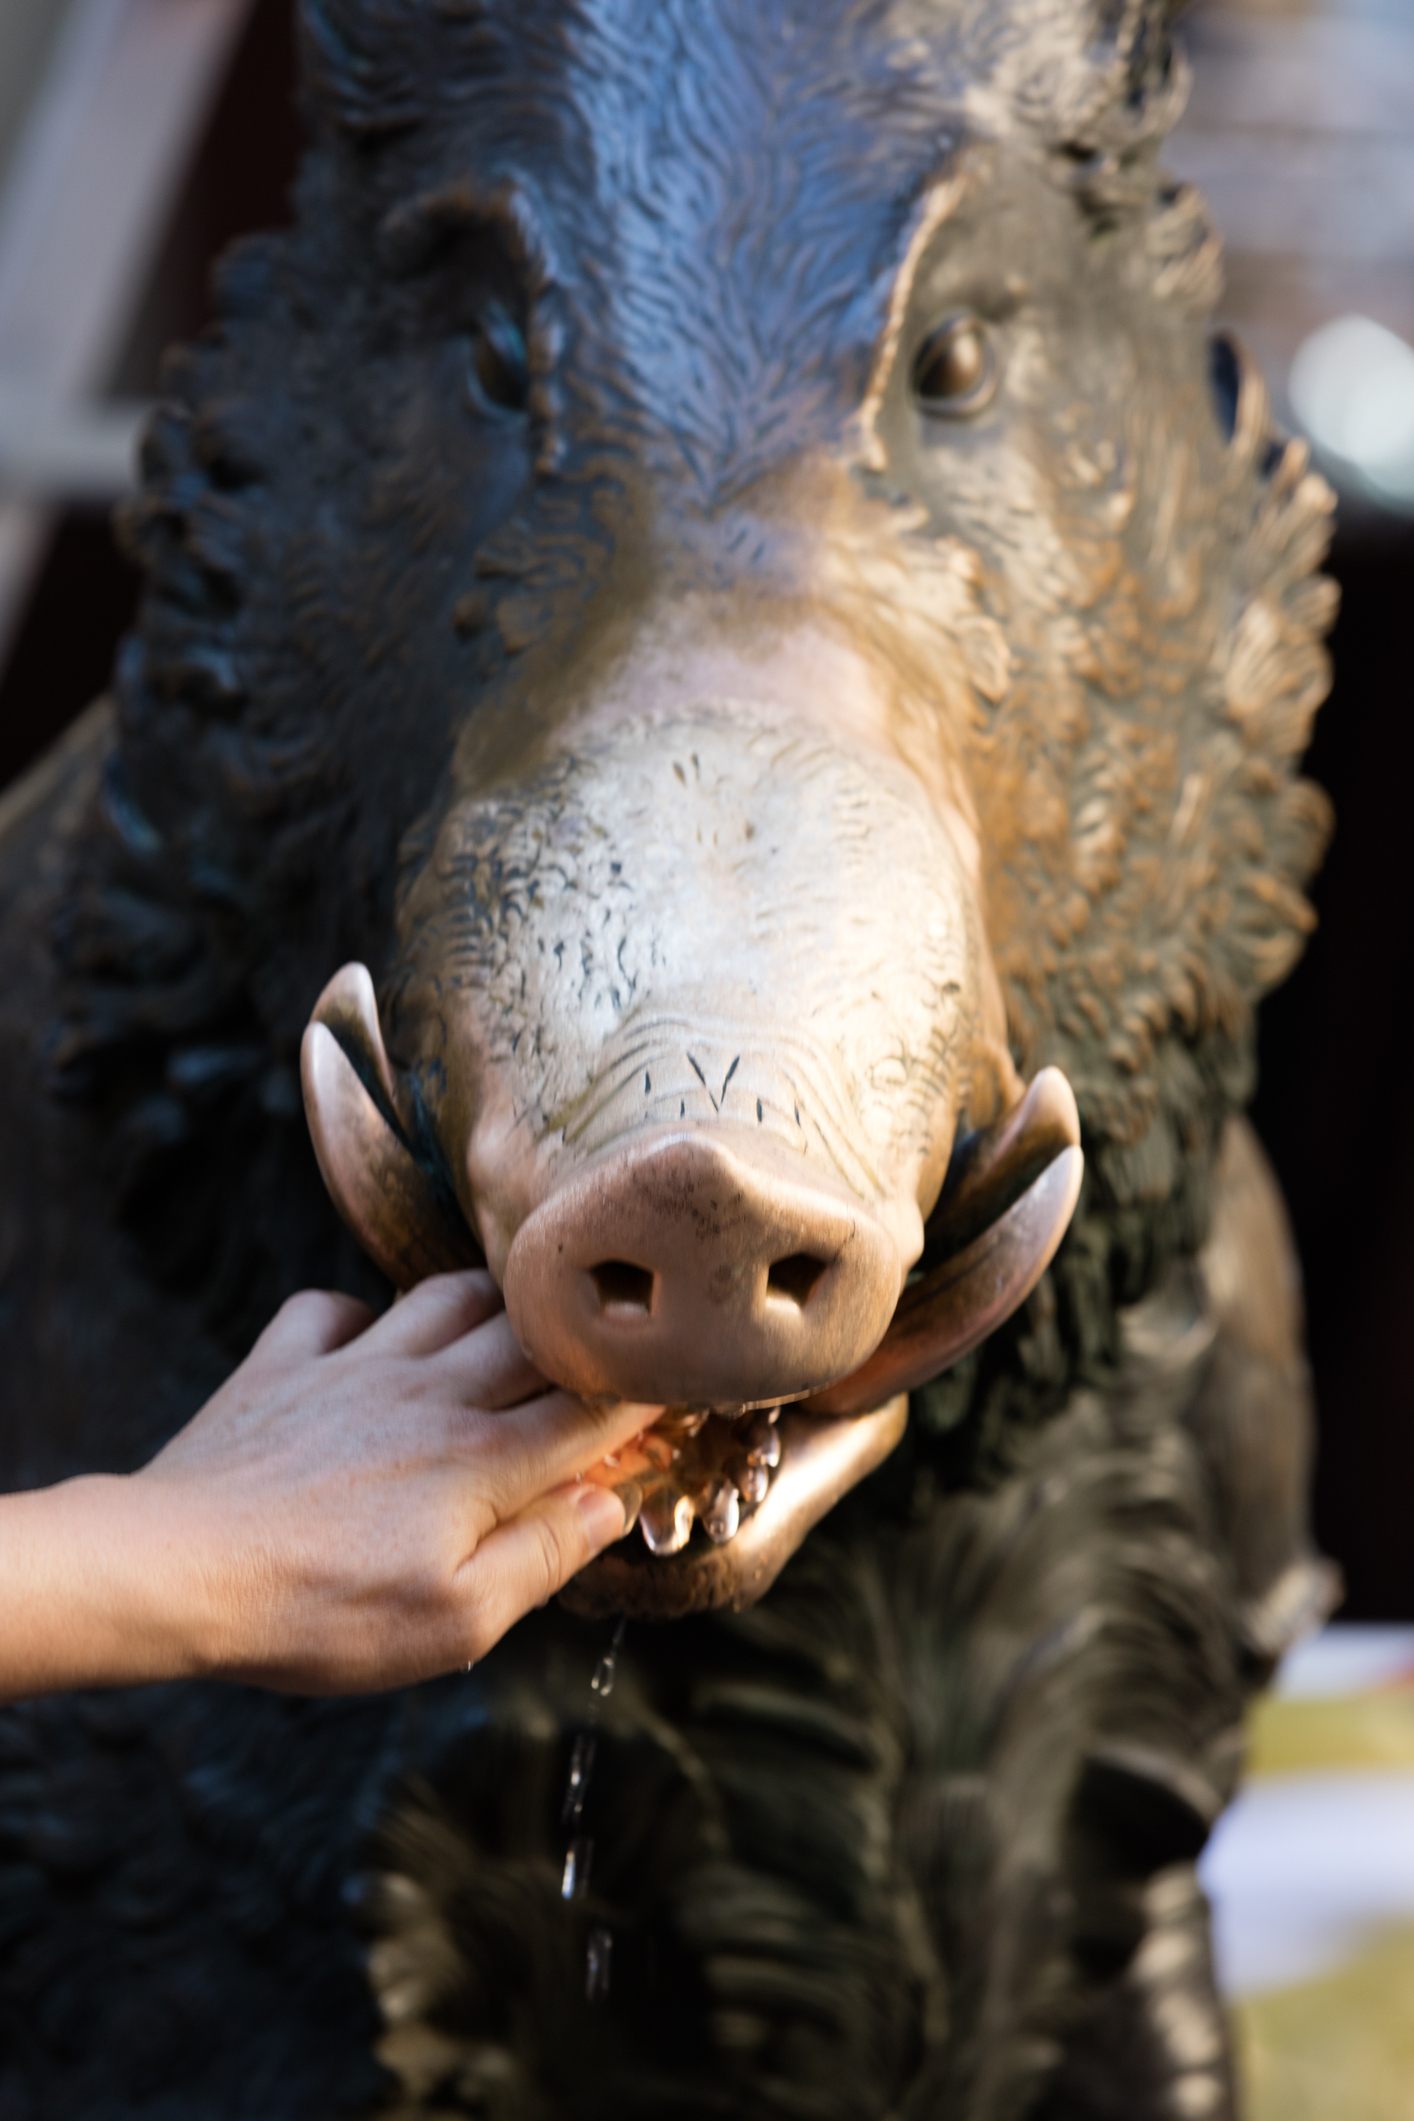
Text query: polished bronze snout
301 962 1083 1612
501 1127 918 1408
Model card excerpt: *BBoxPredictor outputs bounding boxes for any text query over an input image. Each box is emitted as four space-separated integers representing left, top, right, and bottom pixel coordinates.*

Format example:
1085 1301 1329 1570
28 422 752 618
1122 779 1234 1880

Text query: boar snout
502 1126 915 1408
299 703 1086 1611
302 962 1082 1613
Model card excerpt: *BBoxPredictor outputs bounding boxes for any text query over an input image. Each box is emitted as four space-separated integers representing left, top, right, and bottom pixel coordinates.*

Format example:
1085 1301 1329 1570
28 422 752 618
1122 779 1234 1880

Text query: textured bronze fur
0 2 1335 2114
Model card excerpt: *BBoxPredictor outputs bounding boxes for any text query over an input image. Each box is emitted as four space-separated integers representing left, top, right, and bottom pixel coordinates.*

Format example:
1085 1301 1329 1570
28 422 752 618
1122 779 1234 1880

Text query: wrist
100 1470 231 1685
0 1474 220 1698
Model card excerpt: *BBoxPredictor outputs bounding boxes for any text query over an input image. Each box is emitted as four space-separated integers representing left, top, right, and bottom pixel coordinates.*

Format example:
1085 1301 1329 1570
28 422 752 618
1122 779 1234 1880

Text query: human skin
0 1272 647 1701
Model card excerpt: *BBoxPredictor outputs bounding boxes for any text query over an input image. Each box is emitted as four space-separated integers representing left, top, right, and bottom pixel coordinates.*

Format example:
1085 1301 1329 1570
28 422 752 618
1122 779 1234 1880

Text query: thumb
457 1483 629 1666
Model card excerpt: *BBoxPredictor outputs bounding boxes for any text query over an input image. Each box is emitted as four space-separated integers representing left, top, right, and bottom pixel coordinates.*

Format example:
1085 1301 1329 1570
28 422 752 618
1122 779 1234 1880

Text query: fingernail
577 1484 632 1547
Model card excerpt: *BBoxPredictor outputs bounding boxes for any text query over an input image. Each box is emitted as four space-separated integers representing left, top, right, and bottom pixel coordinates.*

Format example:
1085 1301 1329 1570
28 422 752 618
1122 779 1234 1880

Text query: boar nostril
504 1135 908 1406
766 1252 831 1309
589 1260 656 1316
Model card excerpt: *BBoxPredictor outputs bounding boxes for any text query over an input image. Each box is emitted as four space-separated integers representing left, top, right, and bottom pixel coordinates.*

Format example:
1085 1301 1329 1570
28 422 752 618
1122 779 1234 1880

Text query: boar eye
913 315 998 417
468 309 530 417
1208 333 1241 443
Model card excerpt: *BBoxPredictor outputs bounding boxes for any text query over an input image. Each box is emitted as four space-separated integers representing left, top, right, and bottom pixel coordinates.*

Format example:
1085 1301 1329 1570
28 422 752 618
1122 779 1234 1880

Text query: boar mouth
301 966 1083 1618
560 1397 911 1619
564 1080 1083 1616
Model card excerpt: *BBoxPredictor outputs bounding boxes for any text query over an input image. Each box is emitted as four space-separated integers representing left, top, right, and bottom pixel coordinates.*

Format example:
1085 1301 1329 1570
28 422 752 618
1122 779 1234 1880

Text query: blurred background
0 0 1410 1620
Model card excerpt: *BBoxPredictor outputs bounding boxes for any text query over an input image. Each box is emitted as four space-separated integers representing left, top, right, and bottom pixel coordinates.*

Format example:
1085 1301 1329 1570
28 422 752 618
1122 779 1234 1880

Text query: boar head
60 0 1334 1618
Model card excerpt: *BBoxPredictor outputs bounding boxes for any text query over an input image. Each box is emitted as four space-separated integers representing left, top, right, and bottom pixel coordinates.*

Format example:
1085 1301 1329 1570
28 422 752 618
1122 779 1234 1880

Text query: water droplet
563 1732 598 1825
640 1488 695 1555
746 1416 782 1470
590 1614 627 1699
703 1481 741 1545
733 1459 770 1507
586 1924 614 2003
562 1836 594 1902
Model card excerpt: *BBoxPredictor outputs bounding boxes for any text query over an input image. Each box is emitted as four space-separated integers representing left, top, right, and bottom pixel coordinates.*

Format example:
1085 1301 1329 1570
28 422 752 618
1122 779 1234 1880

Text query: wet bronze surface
0 2 1337 2114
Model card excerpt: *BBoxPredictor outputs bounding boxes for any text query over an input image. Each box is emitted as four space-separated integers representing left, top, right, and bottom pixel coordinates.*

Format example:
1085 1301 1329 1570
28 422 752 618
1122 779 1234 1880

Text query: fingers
366 1270 503 1358
432 1310 547 1410
458 1484 628 1662
257 1288 376 1361
456 1390 663 1523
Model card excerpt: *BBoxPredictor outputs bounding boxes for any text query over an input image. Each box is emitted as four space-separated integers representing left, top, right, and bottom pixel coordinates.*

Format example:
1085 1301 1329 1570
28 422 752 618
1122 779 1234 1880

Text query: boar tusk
919 1066 1081 1268
306 961 400 1110
804 1070 1083 1418
300 964 483 1292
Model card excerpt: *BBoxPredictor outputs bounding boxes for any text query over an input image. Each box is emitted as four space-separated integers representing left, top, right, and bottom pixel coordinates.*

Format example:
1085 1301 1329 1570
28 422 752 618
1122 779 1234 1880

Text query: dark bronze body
0 2 1335 2114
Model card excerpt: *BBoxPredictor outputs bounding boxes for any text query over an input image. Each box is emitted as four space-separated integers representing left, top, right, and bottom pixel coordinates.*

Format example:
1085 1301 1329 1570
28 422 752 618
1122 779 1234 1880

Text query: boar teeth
656 1409 711 1443
745 1416 782 1470
731 1459 771 1508
622 1407 787 1558
640 1489 696 1556
702 1482 742 1546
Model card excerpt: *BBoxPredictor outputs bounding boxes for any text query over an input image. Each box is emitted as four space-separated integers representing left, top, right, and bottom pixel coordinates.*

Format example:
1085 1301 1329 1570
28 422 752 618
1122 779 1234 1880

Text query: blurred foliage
1239 1927 1414 2121
1248 1687 1414 1778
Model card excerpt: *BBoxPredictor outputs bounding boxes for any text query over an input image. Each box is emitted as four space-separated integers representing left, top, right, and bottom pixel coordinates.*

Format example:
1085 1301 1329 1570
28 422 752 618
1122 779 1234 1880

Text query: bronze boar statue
0 0 1338 2113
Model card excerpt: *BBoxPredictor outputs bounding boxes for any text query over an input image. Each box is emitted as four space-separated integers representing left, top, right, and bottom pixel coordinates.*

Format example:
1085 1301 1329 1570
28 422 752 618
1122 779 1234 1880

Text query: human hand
132 1270 655 1693
0 1273 655 1702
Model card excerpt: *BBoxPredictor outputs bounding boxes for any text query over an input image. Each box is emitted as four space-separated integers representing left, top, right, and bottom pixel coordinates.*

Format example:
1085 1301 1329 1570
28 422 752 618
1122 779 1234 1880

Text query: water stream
560 1614 627 2003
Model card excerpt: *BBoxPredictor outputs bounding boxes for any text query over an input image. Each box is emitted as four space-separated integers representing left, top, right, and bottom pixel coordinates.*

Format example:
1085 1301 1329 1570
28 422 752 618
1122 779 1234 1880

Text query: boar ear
1062 0 1190 166
1086 0 1188 41
301 964 484 1291
807 1070 1083 1418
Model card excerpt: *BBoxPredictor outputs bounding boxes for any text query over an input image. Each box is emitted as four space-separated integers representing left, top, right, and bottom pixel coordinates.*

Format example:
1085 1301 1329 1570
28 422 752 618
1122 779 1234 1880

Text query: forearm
0 1277 643 1702
0 1476 213 1701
